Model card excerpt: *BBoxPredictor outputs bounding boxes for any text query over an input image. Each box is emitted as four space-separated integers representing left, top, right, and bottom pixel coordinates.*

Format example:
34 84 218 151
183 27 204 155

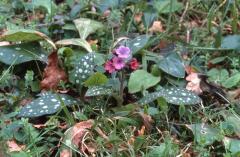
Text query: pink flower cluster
104 46 139 73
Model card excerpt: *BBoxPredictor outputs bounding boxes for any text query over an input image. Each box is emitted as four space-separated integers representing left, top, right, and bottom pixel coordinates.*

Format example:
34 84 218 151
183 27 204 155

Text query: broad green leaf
0 29 55 49
138 88 201 105
143 12 157 28
153 0 183 14
55 38 92 52
94 0 119 12
84 72 108 87
0 42 47 65
158 52 185 78
207 68 229 85
74 18 104 40
209 56 227 64
186 124 222 145
222 73 240 88
147 142 179 157
126 35 150 54
148 145 166 157
221 35 240 50
128 70 160 93
70 3 86 18
69 53 95 85
85 86 112 97
9 151 30 157
223 112 240 137
32 0 56 14
18 92 79 117
223 137 240 155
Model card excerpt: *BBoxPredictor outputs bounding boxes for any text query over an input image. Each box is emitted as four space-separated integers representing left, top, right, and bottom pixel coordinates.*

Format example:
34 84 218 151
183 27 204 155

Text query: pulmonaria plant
104 46 139 73
103 45 140 106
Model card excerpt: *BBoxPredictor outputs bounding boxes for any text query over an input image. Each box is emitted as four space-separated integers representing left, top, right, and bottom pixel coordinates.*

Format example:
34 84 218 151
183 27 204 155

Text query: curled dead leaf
33 124 46 129
40 51 68 90
60 149 71 157
7 140 25 152
103 10 111 17
134 13 143 23
149 21 164 33
71 120 94 147
138 113 153 132
186 73 202 94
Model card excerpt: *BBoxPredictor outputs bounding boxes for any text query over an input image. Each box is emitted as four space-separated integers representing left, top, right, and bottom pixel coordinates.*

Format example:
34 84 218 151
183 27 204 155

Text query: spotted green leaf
138 88 201 105
85 86 112 97
0 29 55 49
126 35 150 54
0 42 47 65
69 53 95 85
18 92 79 117
158 52 185 78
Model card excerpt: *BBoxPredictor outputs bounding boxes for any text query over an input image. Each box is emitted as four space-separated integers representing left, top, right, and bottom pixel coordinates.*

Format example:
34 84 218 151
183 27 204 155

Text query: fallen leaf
95 127 109 140
149 21 164 33
7 140 25 152
186 73 202 94
228 88 240 100
60 149 71 157
87 39 98 46
81 142 97 154
138 113 153 132
134 13 143 23
19 98 32 107
40 51 68 90
103 10 111 17
33 124 46 129
185 66 197 74
137 125 145 136
71 120 94 147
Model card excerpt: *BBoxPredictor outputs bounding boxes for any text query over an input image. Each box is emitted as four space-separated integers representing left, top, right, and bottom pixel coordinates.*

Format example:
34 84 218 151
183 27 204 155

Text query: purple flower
112 57 125 70
115 46 131 59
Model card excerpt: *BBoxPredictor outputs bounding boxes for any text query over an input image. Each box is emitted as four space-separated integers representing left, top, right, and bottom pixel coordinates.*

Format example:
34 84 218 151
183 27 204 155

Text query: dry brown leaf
40 51 68 90
228 88 240 99
134 13 143 23
72 120 94 147
149 21 164 33
7 140 25 152
186 73 202 94
137 126 145 136
103 10 111 17
81 142 97 154
33 124 46 129
95 127 108 140
60 149 71 157
185 66 197 74
138 113 153 132
19 98 32 107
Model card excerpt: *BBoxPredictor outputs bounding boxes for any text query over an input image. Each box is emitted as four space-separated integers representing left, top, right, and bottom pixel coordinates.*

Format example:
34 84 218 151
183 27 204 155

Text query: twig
179 1 189 27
